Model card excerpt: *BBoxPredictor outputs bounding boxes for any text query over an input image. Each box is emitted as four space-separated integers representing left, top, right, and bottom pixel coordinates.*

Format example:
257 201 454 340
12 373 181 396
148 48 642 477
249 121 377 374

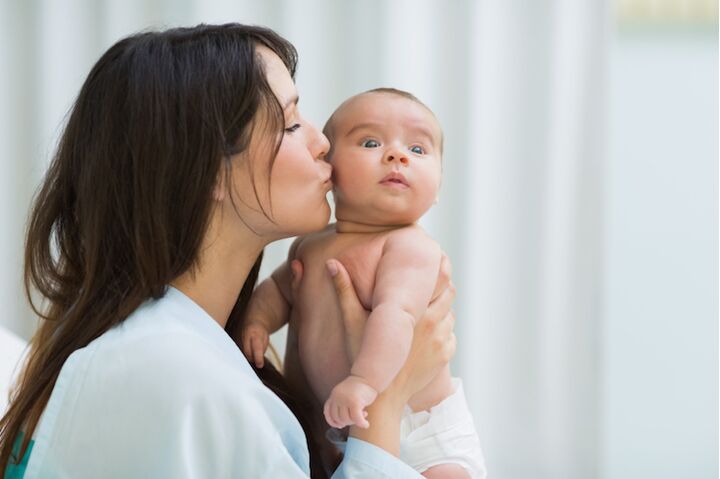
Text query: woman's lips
322 176 333 191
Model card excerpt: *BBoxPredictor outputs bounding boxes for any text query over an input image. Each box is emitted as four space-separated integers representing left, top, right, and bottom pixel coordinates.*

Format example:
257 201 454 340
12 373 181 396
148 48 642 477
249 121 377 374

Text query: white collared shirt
22 287 421 478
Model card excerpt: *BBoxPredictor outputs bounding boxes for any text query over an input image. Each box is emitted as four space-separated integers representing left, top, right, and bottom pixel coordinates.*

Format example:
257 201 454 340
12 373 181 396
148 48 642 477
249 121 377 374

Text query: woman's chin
312 204 332 231
286 202 331 236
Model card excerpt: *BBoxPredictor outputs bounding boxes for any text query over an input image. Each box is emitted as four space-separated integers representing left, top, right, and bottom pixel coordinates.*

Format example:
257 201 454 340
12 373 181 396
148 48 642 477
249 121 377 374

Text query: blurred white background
0 0 716 478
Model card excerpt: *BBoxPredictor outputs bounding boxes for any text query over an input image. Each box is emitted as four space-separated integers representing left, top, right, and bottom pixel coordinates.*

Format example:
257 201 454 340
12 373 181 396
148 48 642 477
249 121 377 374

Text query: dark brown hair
1 23 325 477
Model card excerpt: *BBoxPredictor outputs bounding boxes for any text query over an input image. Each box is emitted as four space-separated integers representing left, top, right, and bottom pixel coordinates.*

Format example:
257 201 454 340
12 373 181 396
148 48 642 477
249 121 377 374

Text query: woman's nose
383 148 409 166
311 125 330 160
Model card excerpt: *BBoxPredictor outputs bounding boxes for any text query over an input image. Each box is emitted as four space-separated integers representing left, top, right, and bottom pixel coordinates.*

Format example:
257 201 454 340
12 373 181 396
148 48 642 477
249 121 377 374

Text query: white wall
0 2 716 477
603 28 718 478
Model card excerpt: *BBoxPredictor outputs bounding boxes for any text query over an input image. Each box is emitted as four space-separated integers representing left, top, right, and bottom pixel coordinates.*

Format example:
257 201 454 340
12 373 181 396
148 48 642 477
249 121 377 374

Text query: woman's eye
362 139 380 148
285 123 301 133
410 145 425 154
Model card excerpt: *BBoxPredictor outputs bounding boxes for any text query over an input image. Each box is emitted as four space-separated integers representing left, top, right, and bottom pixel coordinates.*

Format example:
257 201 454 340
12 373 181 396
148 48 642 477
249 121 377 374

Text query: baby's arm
353 230 441 391
324 229 441 428
241 237 303 368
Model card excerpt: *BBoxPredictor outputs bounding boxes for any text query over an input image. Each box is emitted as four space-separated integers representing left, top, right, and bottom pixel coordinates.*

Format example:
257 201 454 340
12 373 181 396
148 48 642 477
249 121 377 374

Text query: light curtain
0 2 607 477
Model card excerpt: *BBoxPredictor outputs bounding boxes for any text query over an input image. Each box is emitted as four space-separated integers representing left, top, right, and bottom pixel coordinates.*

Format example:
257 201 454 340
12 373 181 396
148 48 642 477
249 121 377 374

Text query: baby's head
323 88 443 227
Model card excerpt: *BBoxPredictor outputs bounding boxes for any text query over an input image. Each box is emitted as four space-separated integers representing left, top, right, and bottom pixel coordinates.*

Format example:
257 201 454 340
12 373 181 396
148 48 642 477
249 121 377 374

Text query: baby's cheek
418 173 441 198
336 166 368 195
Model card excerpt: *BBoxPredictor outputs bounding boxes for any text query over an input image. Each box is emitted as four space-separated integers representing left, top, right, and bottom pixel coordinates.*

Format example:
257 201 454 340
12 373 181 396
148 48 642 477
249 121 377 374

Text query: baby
242 88 486 478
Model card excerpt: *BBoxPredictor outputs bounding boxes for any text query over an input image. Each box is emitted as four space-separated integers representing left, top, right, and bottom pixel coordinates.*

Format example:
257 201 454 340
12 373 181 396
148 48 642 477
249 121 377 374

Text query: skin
320 93 446 429
242 93 450 429
330 92 443 231
170 45 456 461
172 45 332 325
321 257 457 456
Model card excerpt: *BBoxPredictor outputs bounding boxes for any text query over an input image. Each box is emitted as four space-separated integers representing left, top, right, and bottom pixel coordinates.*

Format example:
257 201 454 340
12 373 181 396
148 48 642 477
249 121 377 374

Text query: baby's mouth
379 172 409 187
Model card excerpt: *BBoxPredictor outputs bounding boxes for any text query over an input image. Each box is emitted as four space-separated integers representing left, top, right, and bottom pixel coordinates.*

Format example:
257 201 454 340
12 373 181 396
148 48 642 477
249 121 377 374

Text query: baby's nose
384 149 409 165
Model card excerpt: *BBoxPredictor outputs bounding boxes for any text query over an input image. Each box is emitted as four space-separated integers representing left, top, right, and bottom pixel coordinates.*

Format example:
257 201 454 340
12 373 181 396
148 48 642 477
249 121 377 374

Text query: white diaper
327 378 487 478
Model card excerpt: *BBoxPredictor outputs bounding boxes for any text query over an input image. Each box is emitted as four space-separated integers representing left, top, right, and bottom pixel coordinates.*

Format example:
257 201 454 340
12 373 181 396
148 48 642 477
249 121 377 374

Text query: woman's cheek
295 196 331 233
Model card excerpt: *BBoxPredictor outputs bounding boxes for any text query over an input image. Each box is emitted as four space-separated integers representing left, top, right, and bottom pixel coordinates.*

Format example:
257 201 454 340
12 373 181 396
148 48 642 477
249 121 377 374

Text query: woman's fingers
446 331 457 363
327 259 368 362
427 279 456 324
436 309 456 363
327 259 363 319
430 253 452 301
433 309 457 363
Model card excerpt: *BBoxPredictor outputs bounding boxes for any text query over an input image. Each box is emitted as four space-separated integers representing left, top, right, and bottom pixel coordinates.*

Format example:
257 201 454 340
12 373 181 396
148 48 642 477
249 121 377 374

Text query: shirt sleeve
332 438 423 479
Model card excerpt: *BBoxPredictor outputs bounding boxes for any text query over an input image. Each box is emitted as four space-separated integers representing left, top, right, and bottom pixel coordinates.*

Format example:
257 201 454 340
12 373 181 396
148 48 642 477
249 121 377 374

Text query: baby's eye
410 145 425 154
362 139 380 148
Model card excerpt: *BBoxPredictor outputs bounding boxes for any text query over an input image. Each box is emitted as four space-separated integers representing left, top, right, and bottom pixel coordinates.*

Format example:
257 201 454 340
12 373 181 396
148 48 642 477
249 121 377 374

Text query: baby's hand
323 375 378 429
241 321 270 368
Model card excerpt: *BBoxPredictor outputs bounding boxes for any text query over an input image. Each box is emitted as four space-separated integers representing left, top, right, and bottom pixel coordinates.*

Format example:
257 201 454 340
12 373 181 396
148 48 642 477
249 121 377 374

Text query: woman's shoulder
83 325 239 394
25 296 307 479
62 288 258 403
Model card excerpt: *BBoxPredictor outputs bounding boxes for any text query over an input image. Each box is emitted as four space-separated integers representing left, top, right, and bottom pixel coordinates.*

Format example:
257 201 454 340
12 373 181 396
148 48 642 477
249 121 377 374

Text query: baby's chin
336 207 425 227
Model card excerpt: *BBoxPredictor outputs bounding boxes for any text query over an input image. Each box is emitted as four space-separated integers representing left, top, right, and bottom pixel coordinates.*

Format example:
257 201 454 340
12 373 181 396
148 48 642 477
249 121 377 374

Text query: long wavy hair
0 23 327 477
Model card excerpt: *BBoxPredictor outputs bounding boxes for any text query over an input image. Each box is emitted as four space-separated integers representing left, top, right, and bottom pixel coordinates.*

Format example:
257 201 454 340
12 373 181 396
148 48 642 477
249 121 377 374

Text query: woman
0 24 456 478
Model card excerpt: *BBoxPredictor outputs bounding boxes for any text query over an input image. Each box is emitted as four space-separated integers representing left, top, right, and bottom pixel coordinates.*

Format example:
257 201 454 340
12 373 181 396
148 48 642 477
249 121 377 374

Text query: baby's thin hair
323 87 444 159
365 87 423 104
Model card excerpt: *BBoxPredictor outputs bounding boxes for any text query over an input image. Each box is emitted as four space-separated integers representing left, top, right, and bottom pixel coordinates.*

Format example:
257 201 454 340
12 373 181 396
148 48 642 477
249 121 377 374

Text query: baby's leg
422 464 471 479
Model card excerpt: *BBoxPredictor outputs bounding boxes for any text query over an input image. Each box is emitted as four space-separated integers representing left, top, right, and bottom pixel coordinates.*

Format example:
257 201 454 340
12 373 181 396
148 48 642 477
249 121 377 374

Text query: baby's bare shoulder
294 224 338 254
384 225 440 253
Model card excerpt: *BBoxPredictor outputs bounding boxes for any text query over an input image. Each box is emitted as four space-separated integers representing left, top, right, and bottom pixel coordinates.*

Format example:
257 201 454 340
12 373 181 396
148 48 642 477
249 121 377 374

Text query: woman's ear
213 168 227 202
213 185 225 202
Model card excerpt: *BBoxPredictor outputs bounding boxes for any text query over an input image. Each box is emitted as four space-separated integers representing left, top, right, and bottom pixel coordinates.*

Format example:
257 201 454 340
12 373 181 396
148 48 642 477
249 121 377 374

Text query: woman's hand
327 253 456 456
326 254 456 401
324 259 369 363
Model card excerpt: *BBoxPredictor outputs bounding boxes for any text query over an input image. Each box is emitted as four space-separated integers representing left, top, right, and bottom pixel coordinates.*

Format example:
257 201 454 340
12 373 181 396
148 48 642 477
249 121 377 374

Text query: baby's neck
335 219 414 234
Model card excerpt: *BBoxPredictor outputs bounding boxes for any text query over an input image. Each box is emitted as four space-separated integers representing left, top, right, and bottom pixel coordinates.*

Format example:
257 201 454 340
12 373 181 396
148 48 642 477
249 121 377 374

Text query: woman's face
227 46 332 240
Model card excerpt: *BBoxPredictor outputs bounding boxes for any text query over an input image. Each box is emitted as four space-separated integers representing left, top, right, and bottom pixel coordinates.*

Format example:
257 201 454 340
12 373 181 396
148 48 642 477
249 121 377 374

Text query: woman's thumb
326 259 352 299
327 259 364 319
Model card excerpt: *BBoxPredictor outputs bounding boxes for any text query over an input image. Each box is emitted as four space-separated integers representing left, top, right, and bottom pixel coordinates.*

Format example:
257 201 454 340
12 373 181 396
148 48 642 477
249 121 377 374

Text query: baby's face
328 93 442 226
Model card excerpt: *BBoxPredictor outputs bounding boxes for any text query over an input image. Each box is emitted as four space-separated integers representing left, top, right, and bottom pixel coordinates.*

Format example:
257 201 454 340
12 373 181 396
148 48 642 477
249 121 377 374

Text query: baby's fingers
336 405 353 429
350 406 369 429
241 332 253 361
251 335 266 368
324 400 341 429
